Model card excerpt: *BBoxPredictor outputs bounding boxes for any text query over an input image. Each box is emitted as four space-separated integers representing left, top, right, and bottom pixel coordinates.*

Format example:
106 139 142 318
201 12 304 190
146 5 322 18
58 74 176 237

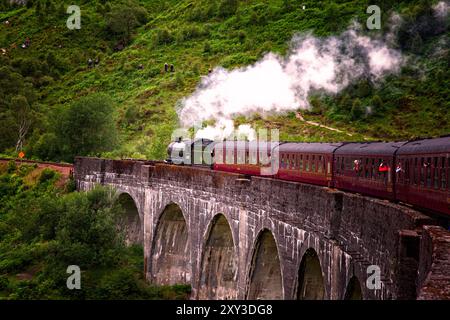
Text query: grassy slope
1 0 449 160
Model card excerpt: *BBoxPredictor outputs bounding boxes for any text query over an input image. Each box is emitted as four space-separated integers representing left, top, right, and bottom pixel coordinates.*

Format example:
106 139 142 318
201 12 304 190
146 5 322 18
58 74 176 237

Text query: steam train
166 136 450 219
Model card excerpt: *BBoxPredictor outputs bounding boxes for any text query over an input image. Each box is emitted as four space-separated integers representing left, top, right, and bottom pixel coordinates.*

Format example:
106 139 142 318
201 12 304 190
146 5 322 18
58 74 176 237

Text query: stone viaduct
74 157 450 300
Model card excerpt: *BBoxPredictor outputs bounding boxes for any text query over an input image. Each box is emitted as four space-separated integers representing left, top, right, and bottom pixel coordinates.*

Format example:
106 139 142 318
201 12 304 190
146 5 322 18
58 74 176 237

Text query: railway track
0 158 73 177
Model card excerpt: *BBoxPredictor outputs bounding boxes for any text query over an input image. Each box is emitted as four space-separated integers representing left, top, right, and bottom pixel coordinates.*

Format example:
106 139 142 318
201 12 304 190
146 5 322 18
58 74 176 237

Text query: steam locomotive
166 136 450 218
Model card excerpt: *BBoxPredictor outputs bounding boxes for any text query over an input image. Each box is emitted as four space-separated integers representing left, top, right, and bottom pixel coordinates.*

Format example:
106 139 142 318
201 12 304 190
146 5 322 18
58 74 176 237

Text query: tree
338 93 351 113
371 95 384 113
324 3 341 32
0 64 38 152
410 32 423 54
350 98 364 120
56 93 118 162
106 2 148 44
309 96 325 115
10 95 34 152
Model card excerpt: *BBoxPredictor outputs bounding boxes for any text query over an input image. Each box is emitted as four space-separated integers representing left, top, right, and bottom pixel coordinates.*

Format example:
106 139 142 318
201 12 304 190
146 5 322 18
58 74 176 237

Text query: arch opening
198 214 237 300
247 229 283 300
344 276 363 300
117 193 143 245
297 248 325 300
151 203 191 285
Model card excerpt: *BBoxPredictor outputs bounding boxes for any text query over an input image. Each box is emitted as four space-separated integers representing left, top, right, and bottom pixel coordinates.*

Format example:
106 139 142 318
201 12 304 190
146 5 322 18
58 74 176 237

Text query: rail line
0 158 73 177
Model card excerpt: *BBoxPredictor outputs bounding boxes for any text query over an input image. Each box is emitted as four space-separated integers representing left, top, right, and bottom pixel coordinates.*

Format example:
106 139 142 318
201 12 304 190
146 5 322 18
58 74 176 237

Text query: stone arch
198 214 238 300
246 228 283 300
296 248 325 300
150 202 191 285
344 276 363 300
116 192 143 245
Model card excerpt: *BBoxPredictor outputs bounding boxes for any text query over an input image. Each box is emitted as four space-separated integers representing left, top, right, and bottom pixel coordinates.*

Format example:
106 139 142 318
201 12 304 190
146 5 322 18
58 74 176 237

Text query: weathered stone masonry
74 157 450 300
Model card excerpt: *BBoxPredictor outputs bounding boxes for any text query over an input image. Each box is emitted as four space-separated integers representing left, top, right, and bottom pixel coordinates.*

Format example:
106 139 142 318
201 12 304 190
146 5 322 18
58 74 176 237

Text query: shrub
124 105 140 125
203 41 211 54
351 98 364 120
371 95 384 113
0 275 9 291
39 168 56 184
55 93 118 162
218 0 238 18
7 161 16 174
177 25 209 42
94 269 140 299
106 2 148 43
154 28 174 45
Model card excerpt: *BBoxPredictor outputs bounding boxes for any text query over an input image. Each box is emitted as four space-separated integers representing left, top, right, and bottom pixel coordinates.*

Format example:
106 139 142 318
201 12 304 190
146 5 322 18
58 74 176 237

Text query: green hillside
0 0 449 162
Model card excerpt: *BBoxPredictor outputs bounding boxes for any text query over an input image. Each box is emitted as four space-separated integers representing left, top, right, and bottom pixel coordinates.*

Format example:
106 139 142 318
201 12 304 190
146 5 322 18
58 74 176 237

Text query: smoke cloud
433 1 450 18
178 26 403 140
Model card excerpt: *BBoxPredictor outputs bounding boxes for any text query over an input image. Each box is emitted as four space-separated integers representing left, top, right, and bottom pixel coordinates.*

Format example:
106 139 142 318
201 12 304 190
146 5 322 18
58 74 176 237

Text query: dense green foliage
0 162 190 299
31 93 119 162
0 0 448 160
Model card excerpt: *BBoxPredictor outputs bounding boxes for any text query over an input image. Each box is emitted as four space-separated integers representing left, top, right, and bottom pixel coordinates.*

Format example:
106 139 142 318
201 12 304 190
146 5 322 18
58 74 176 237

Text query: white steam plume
433 1 450 18
178 27 403 140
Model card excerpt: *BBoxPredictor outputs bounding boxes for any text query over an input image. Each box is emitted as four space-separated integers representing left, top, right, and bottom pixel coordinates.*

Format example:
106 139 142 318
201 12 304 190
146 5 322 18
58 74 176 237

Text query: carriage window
237 149 245 164
413 158 418 185
358 158 363 177
442 157 448 190
364 158 369 179
291 154 295 169
420 158 425 186
299 155 303 171
327 160 331 174
312 155 316 172
343 157 349 171
396 159 403 184
249 150 257 165
377 159 381 181
380 158 389 183
426 157 432 188
226 147 234 164
404 159 410 184
434 157 439 189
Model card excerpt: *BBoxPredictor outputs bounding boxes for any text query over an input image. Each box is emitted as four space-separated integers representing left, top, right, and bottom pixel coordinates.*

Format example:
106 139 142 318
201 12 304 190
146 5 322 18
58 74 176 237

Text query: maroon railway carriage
396 136 450 216
273 142 343 187
333 141 407 200
212 141 278 176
